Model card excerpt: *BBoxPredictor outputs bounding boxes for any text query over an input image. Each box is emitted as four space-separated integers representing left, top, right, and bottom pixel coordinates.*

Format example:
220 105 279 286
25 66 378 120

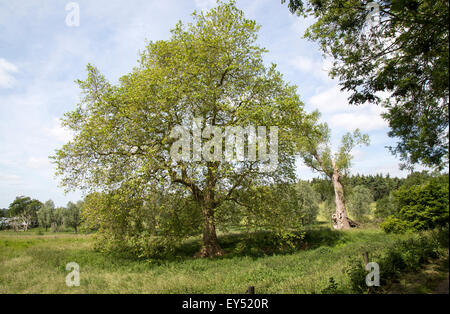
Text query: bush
83 188 203 259
345 233 443 293
321 277 343 294
345 256 372 293
303 227 344 248
233 231 305 256
374 193 396 219
381 176 449 233
380 216 412 234
34 229 44 235
432 223 449 248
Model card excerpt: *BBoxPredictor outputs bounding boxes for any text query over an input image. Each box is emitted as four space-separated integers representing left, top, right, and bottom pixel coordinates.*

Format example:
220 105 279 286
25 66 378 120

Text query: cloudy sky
0 0 426 208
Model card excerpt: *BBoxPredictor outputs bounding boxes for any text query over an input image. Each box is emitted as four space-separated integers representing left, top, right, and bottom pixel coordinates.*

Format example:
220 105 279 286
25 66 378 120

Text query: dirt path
433 273 449 294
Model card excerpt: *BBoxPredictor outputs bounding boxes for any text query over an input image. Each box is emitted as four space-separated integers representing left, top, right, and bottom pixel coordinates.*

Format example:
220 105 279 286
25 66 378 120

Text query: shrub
321 277 342 294
380 216 412 234
233 231 305 255
233 184 307 235
35 229 44 235
345 233 443 293
303 227 344 248
431 223 449 248
345 256 373 293
374 193 396 219
83 189 203 259
381 177 449 233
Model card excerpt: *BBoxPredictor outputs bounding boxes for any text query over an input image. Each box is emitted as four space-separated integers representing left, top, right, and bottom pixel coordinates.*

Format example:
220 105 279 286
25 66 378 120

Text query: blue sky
0 0 428 208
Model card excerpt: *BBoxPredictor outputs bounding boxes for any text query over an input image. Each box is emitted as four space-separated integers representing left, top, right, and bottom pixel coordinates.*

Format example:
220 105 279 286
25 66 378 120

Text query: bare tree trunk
23 217 29 231
331 162 351 230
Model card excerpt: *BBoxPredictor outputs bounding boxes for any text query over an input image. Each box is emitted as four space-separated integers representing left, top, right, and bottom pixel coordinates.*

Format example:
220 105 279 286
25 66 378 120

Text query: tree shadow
172 226 346 261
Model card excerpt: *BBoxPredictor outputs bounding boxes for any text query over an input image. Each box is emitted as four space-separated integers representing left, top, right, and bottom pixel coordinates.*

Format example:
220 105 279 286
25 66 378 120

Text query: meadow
2 224 444 294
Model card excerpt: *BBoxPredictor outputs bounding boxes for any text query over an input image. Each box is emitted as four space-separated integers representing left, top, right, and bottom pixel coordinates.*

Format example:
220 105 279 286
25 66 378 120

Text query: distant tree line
1 170 447 252
311 171 445 202
0 196 82 233
311 173 399 202
310 170 449 230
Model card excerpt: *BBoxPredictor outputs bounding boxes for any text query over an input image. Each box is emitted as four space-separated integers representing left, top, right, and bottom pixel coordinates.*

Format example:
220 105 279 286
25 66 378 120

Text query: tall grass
0 227 413 293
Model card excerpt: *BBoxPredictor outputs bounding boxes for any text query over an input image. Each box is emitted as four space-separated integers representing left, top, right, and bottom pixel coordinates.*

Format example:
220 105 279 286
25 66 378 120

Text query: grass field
0 225 428 294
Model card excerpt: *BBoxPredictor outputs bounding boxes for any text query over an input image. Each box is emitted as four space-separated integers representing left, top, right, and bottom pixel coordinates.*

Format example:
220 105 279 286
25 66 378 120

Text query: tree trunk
331 162 351 230
199 207 224 257
198 186 224 258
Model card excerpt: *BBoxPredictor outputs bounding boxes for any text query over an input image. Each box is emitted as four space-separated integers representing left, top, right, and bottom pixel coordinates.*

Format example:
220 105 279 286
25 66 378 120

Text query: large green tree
53 2 312 257
8 196 42 231
63 201 83 233
283 0 449 169
37 200 55 231
52 207 65 232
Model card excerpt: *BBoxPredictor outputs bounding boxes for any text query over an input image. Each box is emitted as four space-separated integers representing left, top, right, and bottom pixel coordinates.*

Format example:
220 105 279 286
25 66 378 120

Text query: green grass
0 226 417 294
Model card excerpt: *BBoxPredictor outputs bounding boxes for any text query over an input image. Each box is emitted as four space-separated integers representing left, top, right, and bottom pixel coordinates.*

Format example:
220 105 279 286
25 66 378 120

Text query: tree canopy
381 175 449 233
297 111 369 228
349 185 373 221
63 201 83 233
37 200 55 231
282 0 449 169
7 196 42 231
53 1 313 257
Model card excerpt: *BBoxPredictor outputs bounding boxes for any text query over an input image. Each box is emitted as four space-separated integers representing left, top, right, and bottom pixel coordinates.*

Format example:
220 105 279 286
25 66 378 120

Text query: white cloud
44 118 74 143
351 149 366 160
194 0 217 10
26 157 51 170
308 84 389 132
0 58 18 88
291 56 332 83
290 14 315 35
309 85 352 113
329 112 387 131
292 57 313 72
0 174 22 185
